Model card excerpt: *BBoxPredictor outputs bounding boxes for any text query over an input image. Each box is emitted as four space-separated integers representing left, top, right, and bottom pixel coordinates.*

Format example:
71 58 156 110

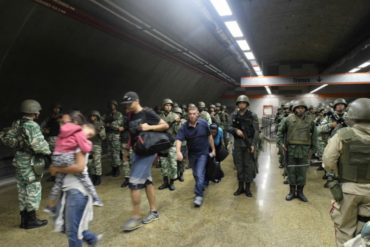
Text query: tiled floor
0 142 336 246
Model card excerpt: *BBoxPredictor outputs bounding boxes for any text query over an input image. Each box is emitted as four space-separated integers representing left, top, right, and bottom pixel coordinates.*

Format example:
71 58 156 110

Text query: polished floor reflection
0 142 336 246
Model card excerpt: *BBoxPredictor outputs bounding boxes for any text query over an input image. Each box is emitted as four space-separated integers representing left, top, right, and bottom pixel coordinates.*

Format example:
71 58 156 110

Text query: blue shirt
176 118 210 156
213 127 224 147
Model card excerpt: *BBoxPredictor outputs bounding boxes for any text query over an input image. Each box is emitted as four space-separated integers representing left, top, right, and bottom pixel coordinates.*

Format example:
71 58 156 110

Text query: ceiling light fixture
209 0 232 16
349 68 360 73
224 21 243 38
236 40 250 51
244 51 255 60
358 61 370 68
309 84 328 94
264 86 271 94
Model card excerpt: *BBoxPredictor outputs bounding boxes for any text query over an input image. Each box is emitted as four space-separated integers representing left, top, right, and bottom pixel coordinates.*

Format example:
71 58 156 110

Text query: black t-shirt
129 108 161 145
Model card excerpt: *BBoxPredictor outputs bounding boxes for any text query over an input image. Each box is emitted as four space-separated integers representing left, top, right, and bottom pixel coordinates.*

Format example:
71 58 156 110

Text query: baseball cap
121 91 139 104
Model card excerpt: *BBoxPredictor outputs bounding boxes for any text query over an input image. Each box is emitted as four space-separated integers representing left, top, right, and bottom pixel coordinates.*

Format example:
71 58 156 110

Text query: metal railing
261 116 276 141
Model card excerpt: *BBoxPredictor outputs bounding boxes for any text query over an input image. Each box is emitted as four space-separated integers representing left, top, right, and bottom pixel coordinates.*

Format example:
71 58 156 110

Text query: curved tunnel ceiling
0 0 251 126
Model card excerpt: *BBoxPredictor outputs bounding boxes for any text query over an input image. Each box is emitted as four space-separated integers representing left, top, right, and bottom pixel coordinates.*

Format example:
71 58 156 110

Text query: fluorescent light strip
309 84 328 94
359 61 370 68
244 51 255 60
210 0 232 16
254 66 261 72
264 86 271 94
236 40 250 51
349 68 361 73
224 21 243 38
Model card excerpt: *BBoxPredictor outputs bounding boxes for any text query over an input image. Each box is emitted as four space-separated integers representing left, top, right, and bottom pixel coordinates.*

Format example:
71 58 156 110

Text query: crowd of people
275 97 370 246
1 92 370 247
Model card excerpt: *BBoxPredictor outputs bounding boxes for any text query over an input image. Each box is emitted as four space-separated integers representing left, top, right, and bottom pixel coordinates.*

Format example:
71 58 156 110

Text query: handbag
133 131 174 156
216 145 229 162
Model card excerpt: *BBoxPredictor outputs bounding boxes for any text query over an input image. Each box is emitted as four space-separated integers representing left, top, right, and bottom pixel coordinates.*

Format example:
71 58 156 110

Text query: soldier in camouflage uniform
318 99 348 183
323 98 370 246
229 95 259 197
209 104 221 125
158 98 178 190
277 100 318 202
88 110 106 185
173 106 187 181
198 101 212 125
104 100 124 177
218 105 230 147
15 100 51 229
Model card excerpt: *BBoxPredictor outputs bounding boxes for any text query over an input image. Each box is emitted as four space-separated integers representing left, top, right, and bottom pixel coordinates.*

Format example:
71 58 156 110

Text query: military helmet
215 103 221 108
198 101 206 108
188 103 196 108
209 104 216 109
162 98 174 106
236 95 250 105
20 99 42 114
283 102 290 109
333 98 348 108
173 102 179 108
173 107 183 115
222 105 227 110
346 98 370 122
90 110 101 119
110 100 118 107
292 100 307 111
182 104 187 109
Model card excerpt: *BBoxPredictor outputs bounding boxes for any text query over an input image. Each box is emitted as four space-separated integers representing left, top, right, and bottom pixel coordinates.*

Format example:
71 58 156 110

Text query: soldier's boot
178 171 184 182
24 210 48 229
113 167 121 177
168 179 176 191
245 182 252 197
296 185 308 202
158 177 169 190
95 175 101 186
233 182 245 196
285 185 296 201
121 177 130 188
19 210 27 228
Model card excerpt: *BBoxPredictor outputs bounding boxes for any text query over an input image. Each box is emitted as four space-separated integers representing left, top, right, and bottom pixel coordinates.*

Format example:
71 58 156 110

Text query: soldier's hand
118 127 124 132
176 152 183 161
236 129 245 138
331 122 337 128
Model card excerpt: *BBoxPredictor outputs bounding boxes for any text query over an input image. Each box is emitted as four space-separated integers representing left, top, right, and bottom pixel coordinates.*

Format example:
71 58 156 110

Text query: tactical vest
286 115 312 145
337 128 370 184
231 110 255 140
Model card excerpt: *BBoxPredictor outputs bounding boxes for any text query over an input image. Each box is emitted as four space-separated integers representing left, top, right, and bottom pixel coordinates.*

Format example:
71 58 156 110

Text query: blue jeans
65 189 97 247
189 154 208 197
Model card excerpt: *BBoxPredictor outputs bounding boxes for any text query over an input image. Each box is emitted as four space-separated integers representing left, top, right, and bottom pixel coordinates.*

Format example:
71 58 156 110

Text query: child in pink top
45 122 103 214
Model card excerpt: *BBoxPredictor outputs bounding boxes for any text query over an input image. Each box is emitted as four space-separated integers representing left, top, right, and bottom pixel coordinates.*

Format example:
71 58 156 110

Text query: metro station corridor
0 142 336 247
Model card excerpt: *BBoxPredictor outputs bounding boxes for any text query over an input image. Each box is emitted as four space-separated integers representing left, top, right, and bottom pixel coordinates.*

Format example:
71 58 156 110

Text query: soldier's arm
252 113 260 146
317 116 333 134
322 133 342 175
24 123 51 155
276 118 287 147
311 122 319 153
227 113 237 134
111 113 124 131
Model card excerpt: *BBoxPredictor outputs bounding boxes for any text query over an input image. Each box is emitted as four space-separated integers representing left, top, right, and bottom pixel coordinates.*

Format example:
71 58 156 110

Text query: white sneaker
93 200 104 207
193 196 203 207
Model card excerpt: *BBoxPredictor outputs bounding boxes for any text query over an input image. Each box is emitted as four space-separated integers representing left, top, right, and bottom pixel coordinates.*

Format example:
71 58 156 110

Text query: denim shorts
128 153 156 190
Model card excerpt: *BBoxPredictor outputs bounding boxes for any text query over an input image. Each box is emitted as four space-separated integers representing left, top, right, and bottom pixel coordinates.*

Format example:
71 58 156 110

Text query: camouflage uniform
159 111 178 180
120 114 131 179
218 106 230 146
104 110 124 175
277 101 318 202
229 95 259 197
88 117 106 176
